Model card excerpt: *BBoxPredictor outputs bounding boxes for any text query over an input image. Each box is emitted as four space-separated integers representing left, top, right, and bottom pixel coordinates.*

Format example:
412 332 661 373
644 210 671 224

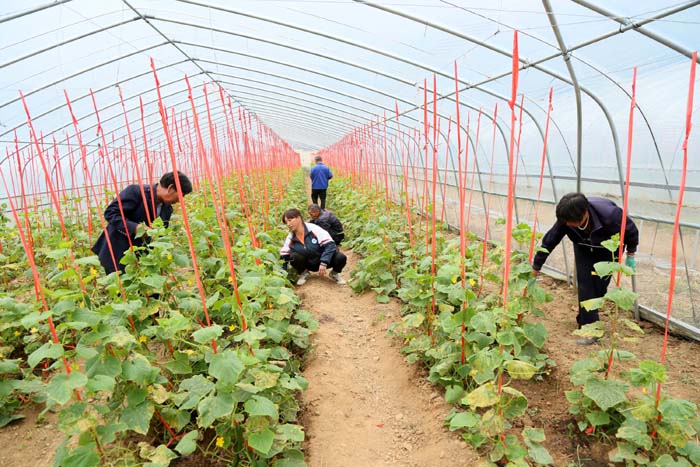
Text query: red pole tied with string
655 52 696 408
151 60 217 354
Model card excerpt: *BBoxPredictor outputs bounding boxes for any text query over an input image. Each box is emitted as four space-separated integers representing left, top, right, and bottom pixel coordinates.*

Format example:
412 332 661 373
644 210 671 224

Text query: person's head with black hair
314 155 322 163
556 192 590 228
282 208 304 234
307 203 322 220
157 171 192 205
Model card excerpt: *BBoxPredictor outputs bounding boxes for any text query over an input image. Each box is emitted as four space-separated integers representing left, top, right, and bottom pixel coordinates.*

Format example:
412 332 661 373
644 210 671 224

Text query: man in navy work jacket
307 203 345 246
92 171 193 274
309 155 333 209
280 208 347 285
532 193 638 336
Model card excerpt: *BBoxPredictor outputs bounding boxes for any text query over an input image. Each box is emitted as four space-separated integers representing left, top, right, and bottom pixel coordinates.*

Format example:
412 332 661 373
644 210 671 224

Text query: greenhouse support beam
0 16 141 70
0 0 73 24
542 0 584 194
570 0 698 60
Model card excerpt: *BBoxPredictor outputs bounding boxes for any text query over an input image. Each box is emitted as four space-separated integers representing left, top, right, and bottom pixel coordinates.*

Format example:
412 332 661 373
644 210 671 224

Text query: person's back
309 156 333 209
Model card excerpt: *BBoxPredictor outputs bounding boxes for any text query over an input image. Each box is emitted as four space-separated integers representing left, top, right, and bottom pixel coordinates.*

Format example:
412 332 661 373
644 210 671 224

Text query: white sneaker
329 271 346 285
296 271 310 286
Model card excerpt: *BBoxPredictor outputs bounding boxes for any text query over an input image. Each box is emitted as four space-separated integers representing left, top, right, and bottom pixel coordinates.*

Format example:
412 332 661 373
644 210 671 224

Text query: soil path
298 251 478 467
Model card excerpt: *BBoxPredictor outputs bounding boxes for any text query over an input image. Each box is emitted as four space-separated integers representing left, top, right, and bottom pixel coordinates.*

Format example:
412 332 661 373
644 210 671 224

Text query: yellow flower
147 385 153 394
184 349 195 355
642 387 648 395
0 352 3 359
57 263 63 269
167 253 173 260
80 301 85 308
469 369 478 377
187 279 193 286
215 436 224 448
228 276 234 283
469 278 476 287
451 276 457 284
90 267 98 276
30 327 38 334
228 325 236 332
139 336 147 343
13 331 21 337
71 363 79 371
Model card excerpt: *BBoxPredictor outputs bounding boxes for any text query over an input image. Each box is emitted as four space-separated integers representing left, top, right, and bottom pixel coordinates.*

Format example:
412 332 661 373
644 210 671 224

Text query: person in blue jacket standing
309 155 333 209
92 171 193 274
532 193 638 340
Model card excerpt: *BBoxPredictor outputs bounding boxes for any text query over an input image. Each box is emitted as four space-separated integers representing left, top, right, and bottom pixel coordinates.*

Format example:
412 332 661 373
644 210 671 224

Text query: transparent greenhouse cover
0 1 697 203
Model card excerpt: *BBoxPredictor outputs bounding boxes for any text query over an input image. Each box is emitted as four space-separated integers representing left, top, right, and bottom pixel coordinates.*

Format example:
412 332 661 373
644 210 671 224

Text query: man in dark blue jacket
309 155 333 210
91 171 192 274
307 203 345 246
532 193 638 332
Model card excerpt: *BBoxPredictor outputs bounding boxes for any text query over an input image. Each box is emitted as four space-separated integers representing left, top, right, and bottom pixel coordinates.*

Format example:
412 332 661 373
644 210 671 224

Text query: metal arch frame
0 16 142 70
0 41 171 117
570 0 698 59
542 0 585 195
151 10 563 166
0 0 73 24
153 8 564 230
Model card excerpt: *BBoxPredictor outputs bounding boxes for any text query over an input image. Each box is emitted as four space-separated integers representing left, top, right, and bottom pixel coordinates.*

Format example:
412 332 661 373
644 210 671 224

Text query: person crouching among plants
531 193 638 343
307 203 345 246
280 208 347 286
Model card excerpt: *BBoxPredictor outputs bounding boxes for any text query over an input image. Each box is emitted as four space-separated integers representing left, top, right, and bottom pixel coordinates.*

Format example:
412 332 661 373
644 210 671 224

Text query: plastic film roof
1 0 699 211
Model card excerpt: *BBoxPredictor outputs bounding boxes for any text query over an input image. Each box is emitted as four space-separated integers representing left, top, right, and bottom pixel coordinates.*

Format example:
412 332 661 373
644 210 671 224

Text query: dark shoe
576 337 599 346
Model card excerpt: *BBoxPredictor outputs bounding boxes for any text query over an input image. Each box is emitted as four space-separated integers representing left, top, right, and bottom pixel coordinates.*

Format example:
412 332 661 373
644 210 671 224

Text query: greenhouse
0 1 699 466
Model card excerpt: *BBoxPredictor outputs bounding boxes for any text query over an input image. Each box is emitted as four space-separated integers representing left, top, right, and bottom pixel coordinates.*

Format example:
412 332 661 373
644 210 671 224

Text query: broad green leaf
470 312 496 335
658 398 697 421
0 359 20 374
448 411 478 430
244 395 278 419
652 454 692 467
445 385 465 404
522 427 546 443
464 382 499 408
272 449 306 467
583 377 628 411
122 354 159 384
28 342 64 369
616 418 652 449
85 375 115 393
175 431 199 455
677 440 700 464
604 287 638 311
197 392 234 428
192 325 223 344
247 429 274 455
105 331 137 348
164 352 192 375
47 372 88 405
505 360 537 379
178 375 215 410
121 401 154 435
276 424 305 443
209 350 244 386
61 443 101 467
585 410 611 427
140 274 167 291
141 444 177 467
527 443 554 465
580 297 605 311
522 322 547 348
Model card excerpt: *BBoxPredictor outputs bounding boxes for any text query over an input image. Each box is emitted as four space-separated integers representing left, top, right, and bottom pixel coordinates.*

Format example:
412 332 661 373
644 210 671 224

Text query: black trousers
289 251 346 275
311 189 328 210
574 243 615 326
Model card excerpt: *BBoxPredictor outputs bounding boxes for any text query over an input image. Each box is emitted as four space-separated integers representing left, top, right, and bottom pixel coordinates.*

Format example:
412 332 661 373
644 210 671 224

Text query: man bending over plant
92 171 193 274
532 193 638 340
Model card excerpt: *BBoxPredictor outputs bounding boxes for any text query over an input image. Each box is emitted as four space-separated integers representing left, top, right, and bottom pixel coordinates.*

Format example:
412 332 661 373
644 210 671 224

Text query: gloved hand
625 255 636 271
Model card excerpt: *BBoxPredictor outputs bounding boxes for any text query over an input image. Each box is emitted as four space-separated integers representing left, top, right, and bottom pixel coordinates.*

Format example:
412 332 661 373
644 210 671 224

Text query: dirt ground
298 251 477 467
1 252 700 466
